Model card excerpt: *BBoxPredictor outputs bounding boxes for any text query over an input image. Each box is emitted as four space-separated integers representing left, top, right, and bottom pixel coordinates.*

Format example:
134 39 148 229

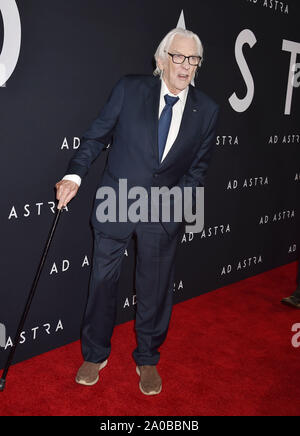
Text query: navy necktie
158 94 179 162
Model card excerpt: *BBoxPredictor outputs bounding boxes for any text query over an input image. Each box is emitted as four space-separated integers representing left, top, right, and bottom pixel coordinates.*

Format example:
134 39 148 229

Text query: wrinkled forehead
169 35 199 56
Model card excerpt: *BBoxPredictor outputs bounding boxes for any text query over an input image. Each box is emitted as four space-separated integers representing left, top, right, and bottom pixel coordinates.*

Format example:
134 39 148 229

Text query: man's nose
182 58 190 69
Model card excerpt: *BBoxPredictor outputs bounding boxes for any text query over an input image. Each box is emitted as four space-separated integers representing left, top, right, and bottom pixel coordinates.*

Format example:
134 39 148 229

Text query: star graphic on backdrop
176 10 195 86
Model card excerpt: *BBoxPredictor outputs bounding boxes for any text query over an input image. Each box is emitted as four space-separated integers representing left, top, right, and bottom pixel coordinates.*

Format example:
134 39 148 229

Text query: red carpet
1 262 300 416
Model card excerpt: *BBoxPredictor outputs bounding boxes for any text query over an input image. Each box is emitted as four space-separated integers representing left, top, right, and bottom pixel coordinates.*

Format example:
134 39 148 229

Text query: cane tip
0 378 6 391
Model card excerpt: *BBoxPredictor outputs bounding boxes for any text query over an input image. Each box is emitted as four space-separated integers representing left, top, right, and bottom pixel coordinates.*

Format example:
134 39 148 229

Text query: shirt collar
160 77 189 105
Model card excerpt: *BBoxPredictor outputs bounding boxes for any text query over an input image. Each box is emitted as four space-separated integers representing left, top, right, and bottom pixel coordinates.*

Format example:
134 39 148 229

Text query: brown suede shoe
75 359 108 386
136 365 162 396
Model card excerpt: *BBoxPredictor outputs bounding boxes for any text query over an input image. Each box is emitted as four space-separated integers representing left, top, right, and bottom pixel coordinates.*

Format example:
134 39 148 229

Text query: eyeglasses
166 51 202 66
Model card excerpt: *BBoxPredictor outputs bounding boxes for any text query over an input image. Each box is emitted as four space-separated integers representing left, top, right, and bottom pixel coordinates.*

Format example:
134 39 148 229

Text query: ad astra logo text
259 209 295 224
216 135 239 147
221 255 263 275
181 224 231 244
60 137 110 151
227 176 269 190
49 255 90 275
61 137 80 150
96 179 204 233
268 134 300 144
8 202 68 220
229 30 298 115
0 0 21 87
2 320 63 350
246 0 289 14
288 243 297 254
200 223 231 239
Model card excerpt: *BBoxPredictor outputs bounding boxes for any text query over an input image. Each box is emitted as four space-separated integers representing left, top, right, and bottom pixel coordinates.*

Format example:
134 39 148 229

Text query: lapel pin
193 109 197 112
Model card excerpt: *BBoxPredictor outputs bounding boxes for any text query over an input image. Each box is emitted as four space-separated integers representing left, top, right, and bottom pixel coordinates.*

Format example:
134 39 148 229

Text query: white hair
153 27 204 77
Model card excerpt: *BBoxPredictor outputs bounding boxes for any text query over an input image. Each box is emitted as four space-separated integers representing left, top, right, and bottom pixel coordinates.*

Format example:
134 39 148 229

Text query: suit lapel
143 77 161 165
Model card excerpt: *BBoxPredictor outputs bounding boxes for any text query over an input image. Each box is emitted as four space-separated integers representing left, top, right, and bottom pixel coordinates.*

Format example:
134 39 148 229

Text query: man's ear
157 57 164 72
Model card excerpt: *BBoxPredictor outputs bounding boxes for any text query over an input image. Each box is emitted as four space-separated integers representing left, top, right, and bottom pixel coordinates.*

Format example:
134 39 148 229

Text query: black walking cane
0 207 63 391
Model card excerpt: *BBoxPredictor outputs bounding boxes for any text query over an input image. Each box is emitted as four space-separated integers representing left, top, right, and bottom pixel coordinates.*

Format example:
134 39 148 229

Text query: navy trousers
81 220 180 366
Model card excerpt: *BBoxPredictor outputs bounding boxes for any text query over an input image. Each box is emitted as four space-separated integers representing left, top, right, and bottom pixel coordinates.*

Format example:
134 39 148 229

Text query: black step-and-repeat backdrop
0 0 299 367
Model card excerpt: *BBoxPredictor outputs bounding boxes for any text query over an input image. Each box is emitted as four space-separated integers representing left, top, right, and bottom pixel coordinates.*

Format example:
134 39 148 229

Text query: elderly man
281 261 300 309
55 27 219 395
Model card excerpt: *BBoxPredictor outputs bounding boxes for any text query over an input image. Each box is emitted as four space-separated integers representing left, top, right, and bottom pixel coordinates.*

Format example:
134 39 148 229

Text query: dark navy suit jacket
66 74 220 239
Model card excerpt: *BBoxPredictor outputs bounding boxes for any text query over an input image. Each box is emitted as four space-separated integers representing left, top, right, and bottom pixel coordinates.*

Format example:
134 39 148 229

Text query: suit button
153 173 158 178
